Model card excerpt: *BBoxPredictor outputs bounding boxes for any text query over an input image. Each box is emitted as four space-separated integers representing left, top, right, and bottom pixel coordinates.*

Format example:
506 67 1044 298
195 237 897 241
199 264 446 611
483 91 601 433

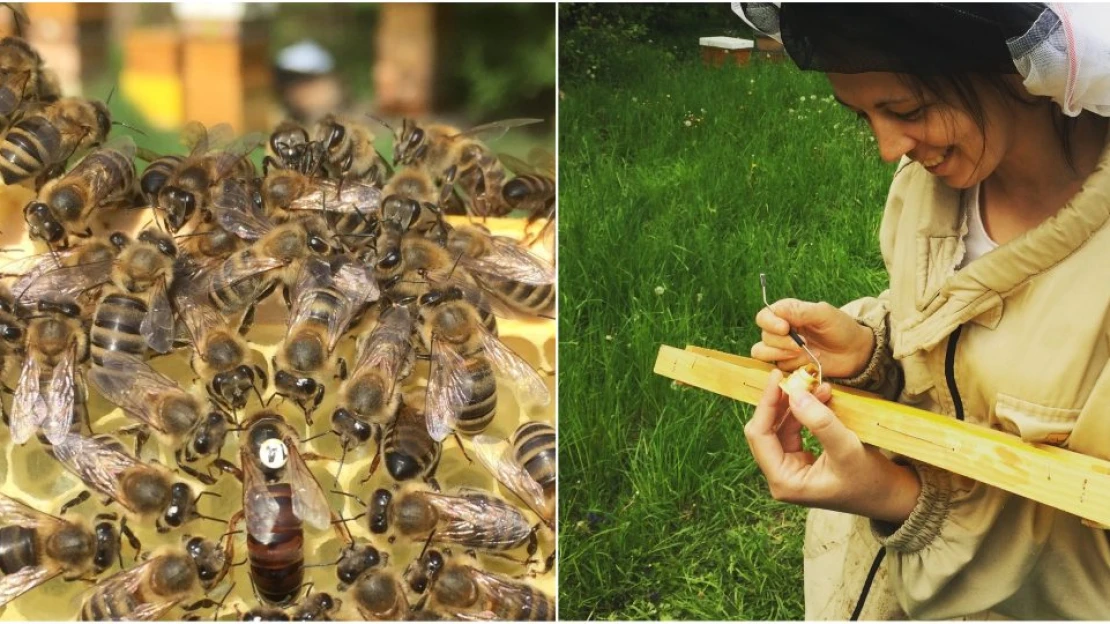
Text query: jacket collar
894 136 1110 358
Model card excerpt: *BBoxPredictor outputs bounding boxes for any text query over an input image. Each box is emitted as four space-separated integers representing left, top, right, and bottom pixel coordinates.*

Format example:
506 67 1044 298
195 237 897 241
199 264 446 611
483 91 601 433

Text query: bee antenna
330 512 366 527
111 120 147 136
196 513 227 525
300 431 329 444
194 490 221 502
417 530 437 562
333 442 348 487
212 582 236 622
217 528 243 541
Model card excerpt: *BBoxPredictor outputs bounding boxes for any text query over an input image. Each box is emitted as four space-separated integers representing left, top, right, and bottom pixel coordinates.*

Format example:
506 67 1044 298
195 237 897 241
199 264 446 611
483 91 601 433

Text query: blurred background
2 2 555 160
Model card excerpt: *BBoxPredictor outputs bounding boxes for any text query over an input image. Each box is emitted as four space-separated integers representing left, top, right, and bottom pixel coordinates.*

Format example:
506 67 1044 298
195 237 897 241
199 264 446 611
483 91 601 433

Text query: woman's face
826 72 1014 189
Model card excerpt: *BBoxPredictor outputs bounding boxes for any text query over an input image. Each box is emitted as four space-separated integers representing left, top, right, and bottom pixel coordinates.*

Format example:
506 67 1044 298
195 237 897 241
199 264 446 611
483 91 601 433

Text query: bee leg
119 516 142 560
238 305 256 336
118 425 149 458
452 432 472 464
336 357 348 381
361 443 382 484
176 452 217 486
59 490 92 515
208 458 243 483
427 477 442 492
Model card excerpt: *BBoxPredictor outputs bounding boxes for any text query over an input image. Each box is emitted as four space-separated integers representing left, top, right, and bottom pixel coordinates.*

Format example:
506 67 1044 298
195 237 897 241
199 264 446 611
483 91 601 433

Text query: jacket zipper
944 326 965 421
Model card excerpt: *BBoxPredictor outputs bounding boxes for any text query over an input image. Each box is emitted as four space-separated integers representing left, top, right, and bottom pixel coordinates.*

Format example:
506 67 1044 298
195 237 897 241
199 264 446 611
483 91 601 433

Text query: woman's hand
751 298 875 378
743 369 921 524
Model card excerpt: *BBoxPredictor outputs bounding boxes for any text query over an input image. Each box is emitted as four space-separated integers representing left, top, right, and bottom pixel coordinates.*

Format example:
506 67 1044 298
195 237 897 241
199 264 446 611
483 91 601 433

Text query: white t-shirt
959 183 998 268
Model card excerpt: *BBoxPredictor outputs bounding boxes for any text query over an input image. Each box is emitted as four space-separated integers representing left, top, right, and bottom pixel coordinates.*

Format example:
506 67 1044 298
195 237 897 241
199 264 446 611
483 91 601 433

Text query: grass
558 46 897 620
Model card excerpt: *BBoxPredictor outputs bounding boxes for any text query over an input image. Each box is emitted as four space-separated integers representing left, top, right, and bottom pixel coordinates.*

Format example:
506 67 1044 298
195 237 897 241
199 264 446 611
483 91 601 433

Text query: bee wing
0 493 67 530
526 147 555 174
215 252 284 296
285 257 329 341
13 259 112 307
213 178 273 241
284 436 331 531
471 435 551 524
242 450 281 545
100 134 138 160
496 152 535 176
42 344 76 445
463 236 554 285
182 120 215 155
140 279 174 353
454 118 544 143
10 354 47 445
0 565 63 608
87 352 177 434
479 330 550 408
176 291 224 347
51 434 145 514
4 250 62 284
425 342 470 443
470 569 548 618
354 307 413 377
128 600 184 622
212 132 265 177
81 558 173 619
289 180 382 216
424 492 532 549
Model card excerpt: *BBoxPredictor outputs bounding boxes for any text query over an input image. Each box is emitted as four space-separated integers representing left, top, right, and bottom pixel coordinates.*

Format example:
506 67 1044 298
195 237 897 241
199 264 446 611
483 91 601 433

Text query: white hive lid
698 36 754 50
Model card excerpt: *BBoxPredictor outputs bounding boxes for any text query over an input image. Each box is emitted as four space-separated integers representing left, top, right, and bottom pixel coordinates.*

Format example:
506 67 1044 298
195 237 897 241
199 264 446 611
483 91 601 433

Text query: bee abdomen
513 422 555 496
248 483 304 606
80 585 142 621
456 357 496 435
0 526 38 574
514 585 555 621
91 293 147 366
0 117 58 184
383 410 440 481
484 277 555 317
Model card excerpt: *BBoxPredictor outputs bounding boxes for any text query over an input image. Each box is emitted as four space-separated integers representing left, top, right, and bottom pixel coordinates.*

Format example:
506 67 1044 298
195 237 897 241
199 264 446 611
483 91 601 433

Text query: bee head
368 488 392 534
331 407 375 445
336 542 383 588
184 535 227 590
190 411 230 456
92 101 111 142
92 520 120 574
24 201 64 243
162 482 196 528
161 187 196 231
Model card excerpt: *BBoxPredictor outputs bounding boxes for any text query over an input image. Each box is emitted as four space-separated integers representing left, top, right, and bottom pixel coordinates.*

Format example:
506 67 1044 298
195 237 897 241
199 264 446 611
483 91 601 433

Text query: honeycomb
0 187 556 621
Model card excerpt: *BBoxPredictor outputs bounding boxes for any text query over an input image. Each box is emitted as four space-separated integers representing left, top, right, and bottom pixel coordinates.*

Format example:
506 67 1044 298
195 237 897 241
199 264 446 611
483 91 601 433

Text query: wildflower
684 120 692 127
810 95 817 100
800 96 806 102
654 286 666 296
605 335 613 341
700 107 706 113
632 96 638 102
697 292 704 302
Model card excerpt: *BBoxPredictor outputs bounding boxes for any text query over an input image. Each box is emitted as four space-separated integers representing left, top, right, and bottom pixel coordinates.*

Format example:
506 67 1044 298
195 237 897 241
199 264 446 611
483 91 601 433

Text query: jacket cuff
830 315 903 400
871 462 952 553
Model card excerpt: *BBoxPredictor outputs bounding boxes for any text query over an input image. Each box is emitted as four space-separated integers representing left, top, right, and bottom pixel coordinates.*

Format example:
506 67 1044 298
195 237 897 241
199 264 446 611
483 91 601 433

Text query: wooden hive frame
654 344 1110 527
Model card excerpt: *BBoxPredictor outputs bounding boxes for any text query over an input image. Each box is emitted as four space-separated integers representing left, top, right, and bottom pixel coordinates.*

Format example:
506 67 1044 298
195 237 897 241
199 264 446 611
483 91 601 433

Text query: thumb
771 298 819 330
787 390 861 457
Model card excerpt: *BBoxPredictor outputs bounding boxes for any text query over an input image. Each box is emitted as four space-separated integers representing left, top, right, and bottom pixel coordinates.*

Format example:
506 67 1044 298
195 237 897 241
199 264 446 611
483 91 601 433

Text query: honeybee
393 118 542 217
87 351 230 484
265 169 382 252
335 540 385 591
89 228 177 364
172 278 268 412
139 153 184 207
209 178 335 318
376 165 450 259
412 552 553 621
222 411 333 606
5 234 123 309
273 256 378 419
79 536 231 621
0 493 120 608
372 486 538 557
0 285 26 395
373 234 499 336
333 303 415 440
499 149 556 248
289 591 343 620
24 136 138 248
349 568 411 620
10 298 87 446
471 421 555 528
377 400 441 486
418 286 550 442
314 113 391 185
52 432 212 531
0 37 50 129
0 96 111 187
265 119 311 174
444 223 555 318
157 121 262 232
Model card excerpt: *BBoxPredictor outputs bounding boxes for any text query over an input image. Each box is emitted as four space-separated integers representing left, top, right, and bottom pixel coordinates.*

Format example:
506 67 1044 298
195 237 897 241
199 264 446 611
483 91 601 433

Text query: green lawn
558 48 897 620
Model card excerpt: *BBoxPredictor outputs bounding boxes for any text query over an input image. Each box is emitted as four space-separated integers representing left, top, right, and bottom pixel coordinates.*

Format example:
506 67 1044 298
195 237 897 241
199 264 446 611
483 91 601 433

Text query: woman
736 3 1110 619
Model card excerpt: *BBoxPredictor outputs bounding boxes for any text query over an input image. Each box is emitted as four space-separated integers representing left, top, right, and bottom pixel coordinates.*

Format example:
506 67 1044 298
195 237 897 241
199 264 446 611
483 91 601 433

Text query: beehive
0 196 556 620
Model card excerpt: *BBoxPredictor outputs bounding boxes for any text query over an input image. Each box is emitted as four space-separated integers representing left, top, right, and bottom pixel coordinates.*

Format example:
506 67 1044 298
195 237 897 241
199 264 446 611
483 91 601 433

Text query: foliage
558 37 896 620
560 3 752 85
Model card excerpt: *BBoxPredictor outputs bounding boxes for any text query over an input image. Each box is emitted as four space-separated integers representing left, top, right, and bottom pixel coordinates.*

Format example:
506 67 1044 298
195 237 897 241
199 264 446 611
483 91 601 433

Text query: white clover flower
632 96 637 102
654 286 666 295
605 334 613 341
810 95 817 100
800 96 806 102
696 292 704 302
684 120 692 127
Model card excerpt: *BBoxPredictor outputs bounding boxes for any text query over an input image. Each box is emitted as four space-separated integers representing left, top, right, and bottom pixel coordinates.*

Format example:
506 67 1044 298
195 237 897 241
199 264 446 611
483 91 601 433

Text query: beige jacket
834 136 1110 619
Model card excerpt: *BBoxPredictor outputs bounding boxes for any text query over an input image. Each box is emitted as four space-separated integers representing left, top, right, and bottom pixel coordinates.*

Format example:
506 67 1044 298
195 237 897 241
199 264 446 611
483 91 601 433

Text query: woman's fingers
786 389 861 459
745 369 788 471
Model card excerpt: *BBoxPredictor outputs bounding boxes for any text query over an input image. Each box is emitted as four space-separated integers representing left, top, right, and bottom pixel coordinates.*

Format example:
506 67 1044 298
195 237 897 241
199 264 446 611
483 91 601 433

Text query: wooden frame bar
654 344 1110 527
